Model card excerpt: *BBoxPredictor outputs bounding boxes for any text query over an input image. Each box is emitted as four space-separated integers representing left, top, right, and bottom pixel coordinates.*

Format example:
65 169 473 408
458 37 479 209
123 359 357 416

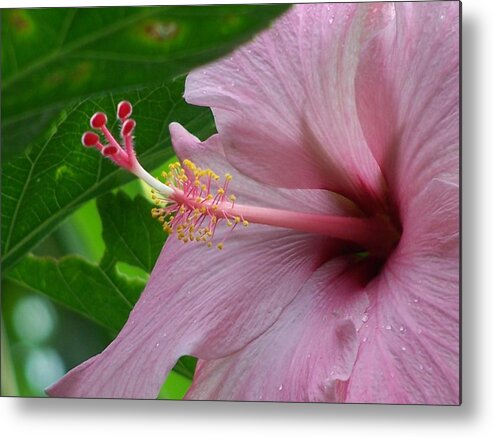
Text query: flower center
81 101 400 255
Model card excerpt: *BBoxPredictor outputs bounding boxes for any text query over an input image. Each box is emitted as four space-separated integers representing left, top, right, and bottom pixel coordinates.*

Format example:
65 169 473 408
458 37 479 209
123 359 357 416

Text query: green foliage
7 192 165 332
1 82 214 272
2 5 289 154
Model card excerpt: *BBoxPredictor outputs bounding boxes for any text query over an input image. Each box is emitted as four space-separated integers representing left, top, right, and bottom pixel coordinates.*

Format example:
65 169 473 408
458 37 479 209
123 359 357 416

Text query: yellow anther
183 237 189 243
206 194 214 200
218 188 225 195
207 242 213 248
217 243 224 250
229 194 236 202
194 180 201 187
225 173 233 181
234 216 241 224
243 220 249 227
200 207 206 214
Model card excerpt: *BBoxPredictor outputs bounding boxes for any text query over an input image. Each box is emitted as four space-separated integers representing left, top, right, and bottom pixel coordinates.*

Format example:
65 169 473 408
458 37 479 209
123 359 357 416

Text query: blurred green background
1 4 289 398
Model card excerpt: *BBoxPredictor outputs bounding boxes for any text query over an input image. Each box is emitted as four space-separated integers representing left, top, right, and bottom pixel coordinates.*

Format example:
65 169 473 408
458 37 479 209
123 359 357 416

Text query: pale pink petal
168 122 362 216
185 4 391 208
185 256 369 402
356 2 459 205
47 127 353 399
346 180 459 405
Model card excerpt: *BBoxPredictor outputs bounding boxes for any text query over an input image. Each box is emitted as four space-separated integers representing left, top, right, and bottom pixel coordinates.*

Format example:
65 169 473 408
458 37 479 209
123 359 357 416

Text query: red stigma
90 112 107 129
122 119 136 136
103 145 118 156
81 132 100 147
82 101 140 172
117 101 133 120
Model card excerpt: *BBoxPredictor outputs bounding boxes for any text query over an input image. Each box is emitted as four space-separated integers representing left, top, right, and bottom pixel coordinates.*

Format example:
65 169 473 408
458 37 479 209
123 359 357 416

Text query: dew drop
401 346 407 351
362 337 368 343
361 314 369 323
413 298 419 303
155 342 160 348
399 326 405 333
385 324 392 331
278 384 283 391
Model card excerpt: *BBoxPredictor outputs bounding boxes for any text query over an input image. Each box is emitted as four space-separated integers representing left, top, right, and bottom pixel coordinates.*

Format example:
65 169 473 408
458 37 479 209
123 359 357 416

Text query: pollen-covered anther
151 159 245 249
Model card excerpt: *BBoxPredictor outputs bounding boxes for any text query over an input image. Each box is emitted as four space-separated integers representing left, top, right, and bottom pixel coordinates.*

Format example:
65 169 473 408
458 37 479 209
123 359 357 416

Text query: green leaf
6 254 144 333
1 5 290 154
6 192 165 332
6 192 197 381
1 80 213 273
98 192 165 273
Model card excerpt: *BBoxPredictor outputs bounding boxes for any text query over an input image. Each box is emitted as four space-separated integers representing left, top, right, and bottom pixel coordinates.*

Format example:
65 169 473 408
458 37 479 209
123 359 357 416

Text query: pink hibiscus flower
48 2 459 404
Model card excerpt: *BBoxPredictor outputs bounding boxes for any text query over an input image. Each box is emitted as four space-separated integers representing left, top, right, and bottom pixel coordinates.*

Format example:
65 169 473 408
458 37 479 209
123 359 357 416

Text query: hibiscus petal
168 122 362 216
185 4 391 208
346 180 459 405
47 126 354 399
185 256 369 402
355 2 459 205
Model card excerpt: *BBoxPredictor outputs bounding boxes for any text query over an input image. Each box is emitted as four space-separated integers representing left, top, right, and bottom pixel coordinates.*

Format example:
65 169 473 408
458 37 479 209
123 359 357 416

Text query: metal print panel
1 1 460 404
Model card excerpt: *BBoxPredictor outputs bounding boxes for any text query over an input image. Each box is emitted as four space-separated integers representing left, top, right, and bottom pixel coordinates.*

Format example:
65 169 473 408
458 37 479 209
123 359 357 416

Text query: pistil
81 101 400 255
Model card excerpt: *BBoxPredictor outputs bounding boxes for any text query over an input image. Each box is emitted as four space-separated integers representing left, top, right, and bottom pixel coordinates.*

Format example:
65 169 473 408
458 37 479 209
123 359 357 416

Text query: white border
2 0 493 436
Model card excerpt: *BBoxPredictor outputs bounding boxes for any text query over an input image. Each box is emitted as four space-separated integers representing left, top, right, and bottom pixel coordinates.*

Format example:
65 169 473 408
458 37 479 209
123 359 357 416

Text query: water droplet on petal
361 314 369 323
385 324 392 330
362 337 368 343
401 346 407 351
399 326 405 333
278 384 283 391
155 342 160 348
